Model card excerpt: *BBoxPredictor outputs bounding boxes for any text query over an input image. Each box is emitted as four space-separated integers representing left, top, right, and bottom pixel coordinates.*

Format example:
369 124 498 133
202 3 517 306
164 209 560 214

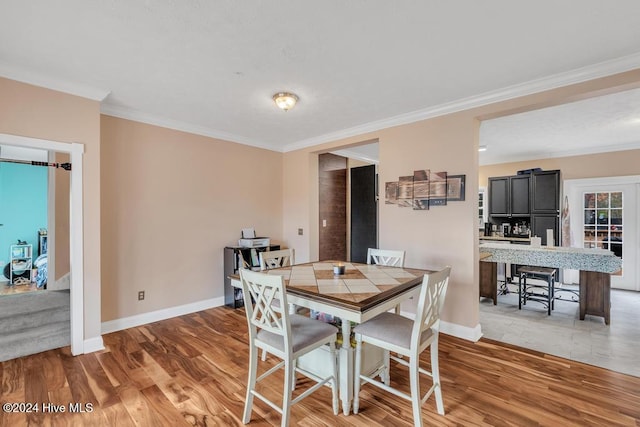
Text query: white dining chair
353 266 451 427
368 248 406 318
367 248 405 267
258 248 296 361
239 269 339 427
259 248 295 271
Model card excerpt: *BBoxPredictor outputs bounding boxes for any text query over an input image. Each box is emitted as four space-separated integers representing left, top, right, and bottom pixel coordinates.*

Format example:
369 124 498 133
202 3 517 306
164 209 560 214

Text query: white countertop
479 242 622 273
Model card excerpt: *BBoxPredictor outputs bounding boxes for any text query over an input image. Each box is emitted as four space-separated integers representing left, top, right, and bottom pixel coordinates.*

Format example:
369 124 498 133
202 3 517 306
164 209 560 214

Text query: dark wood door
350 165 377 263
319 153 347 261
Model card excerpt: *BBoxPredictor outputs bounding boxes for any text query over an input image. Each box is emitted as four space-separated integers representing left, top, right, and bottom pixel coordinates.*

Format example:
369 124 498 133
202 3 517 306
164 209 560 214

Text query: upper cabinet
488 175 530 217
531 170 560 214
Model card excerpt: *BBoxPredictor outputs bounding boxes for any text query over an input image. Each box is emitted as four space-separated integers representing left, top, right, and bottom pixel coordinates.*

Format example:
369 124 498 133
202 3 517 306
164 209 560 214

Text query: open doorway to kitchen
477 87 640 378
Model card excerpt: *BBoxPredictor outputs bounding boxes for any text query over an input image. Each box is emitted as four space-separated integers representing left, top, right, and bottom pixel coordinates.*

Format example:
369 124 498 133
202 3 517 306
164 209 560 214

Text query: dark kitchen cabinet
531 215 558 246
488 177 508 216
531 170 560 214
489 175 530 217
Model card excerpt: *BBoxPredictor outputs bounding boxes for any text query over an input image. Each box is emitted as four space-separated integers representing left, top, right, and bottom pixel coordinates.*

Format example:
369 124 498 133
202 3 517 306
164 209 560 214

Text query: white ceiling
2 1 640 157
479 88 640 165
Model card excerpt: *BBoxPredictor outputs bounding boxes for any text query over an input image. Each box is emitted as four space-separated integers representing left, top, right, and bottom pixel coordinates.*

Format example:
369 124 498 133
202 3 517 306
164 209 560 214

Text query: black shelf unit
223 245 280 308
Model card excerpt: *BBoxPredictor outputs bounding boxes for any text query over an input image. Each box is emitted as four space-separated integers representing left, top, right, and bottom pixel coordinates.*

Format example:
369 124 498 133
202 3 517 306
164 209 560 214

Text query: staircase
0 290 70 362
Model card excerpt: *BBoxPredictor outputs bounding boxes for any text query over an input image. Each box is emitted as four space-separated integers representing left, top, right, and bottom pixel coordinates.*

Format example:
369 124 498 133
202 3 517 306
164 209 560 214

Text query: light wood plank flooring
0 281 39 296
1 306 639 426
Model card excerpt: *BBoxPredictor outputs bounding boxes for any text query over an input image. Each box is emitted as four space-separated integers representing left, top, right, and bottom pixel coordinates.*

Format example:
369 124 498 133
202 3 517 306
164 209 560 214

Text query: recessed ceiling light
478 145 488 152
273 92 299 111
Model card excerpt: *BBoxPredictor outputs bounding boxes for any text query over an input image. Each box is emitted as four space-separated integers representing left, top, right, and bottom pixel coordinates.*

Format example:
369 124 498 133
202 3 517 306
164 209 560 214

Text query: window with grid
583 191 623 275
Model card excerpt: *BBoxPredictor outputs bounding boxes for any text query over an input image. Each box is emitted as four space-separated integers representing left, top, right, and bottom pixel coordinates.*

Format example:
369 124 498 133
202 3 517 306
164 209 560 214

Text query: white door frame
564 176 640 291
0 133 84 355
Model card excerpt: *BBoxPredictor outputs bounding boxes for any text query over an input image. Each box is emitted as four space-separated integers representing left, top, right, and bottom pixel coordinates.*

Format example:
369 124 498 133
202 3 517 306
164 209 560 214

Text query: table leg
339 320 353 415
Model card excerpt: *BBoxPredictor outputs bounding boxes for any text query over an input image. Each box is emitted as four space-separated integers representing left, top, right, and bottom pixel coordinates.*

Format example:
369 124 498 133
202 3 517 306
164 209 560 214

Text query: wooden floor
2 306 639 426
0 281 39 296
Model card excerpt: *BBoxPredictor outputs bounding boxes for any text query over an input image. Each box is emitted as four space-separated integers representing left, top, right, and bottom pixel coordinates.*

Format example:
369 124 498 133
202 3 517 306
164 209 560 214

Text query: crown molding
100 104 277 151
283 52 640 153
0 62 110 101
330 148 379 164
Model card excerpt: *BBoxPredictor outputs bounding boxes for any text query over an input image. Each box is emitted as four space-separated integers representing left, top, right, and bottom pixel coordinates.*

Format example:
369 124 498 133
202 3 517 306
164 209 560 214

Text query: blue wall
0 162 48 269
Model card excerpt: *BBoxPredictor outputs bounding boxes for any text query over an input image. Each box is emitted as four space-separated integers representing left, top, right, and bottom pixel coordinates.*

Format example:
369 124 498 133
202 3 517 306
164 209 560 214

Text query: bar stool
518 266 557 315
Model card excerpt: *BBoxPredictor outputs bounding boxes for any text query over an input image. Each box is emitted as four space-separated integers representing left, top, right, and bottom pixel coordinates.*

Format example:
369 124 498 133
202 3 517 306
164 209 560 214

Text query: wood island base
579 270 611 325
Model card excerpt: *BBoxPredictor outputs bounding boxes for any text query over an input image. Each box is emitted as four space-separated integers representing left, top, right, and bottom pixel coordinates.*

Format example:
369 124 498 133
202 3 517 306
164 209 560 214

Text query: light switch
322 219 327 227
298 228 303 235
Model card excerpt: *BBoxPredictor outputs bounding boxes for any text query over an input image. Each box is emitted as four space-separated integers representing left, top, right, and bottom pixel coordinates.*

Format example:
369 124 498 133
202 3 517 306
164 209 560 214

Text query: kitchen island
480 243 622 324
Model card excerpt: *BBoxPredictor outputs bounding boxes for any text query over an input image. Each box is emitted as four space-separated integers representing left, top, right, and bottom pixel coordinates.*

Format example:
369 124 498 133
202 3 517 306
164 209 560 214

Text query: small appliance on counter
238 228 270 248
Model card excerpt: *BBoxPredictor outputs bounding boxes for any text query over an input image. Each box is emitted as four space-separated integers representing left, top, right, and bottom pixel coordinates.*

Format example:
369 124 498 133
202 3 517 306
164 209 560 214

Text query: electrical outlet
298 228 303 236
138 291 145 301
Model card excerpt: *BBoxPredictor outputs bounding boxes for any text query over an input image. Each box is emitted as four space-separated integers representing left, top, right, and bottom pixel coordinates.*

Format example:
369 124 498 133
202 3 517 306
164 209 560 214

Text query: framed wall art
446 174 466 201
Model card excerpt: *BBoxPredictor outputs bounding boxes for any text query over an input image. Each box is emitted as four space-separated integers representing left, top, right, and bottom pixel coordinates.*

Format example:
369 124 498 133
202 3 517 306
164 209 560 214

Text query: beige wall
283 69 640 333
282 116 480 328
0 77 102 340
479 149 640 188
100 116 283 321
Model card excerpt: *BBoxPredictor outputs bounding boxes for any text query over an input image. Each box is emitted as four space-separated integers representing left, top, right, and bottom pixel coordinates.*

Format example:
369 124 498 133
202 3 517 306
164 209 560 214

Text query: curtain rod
0 157 72 171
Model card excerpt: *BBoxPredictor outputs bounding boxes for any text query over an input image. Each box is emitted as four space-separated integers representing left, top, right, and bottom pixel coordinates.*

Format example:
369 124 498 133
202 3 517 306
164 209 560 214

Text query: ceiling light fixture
478 145 488 152
273 92 299 111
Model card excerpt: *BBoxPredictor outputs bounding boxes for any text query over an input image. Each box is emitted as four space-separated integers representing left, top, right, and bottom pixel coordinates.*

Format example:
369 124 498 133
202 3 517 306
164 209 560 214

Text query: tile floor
479 281 640 378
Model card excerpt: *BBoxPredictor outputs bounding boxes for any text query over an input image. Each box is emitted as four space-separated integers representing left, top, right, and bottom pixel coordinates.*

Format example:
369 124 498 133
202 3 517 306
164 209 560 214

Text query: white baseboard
101 297 225 335
83 336 105 354
440 321 483 342
400 309 483 342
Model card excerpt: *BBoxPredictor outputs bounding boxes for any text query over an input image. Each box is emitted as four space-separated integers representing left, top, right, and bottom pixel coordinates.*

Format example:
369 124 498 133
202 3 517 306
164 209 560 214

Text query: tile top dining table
265 261 429 315
230 261 432 415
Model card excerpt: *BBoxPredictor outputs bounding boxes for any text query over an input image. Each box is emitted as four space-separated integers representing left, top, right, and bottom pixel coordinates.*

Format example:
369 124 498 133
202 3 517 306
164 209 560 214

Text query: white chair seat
353 312 433 350
258 314 338 353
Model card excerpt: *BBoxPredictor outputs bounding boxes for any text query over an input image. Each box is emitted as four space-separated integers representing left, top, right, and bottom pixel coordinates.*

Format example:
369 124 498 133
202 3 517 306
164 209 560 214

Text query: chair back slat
259 248 295 270
411 266 451 349
367 248 405 267
240 269 291 342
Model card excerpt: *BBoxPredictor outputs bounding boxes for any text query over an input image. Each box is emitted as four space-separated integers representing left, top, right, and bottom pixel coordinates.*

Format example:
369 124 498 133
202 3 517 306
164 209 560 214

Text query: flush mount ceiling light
478 145 488 152
273 92 299 111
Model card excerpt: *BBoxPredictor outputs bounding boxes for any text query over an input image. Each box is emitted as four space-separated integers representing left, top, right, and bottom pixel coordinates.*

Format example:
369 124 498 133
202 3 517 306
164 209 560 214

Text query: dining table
230 260 432 415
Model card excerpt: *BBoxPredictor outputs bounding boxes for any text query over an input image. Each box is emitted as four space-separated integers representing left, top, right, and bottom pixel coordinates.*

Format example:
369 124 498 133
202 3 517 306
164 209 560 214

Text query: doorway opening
0 133 84 356
477 88 640 378
317 141 379 262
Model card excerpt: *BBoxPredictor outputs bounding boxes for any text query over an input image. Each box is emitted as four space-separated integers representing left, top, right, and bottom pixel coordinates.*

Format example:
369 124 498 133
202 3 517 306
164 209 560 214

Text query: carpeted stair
0 290 70 362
